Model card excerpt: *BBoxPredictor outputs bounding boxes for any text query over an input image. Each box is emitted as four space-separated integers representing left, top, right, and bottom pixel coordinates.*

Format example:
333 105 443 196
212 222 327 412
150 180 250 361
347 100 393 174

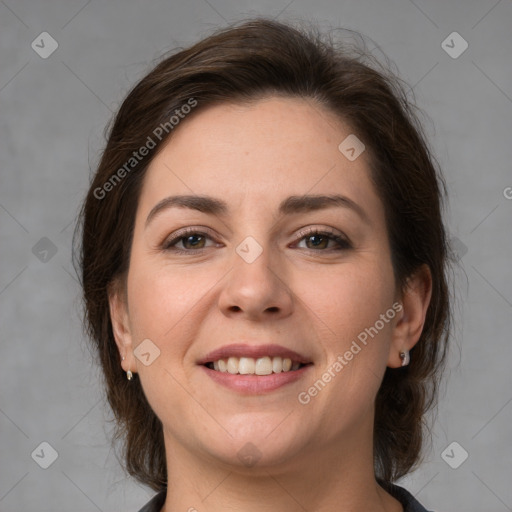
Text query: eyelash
161 227 352 255
294 227 352 252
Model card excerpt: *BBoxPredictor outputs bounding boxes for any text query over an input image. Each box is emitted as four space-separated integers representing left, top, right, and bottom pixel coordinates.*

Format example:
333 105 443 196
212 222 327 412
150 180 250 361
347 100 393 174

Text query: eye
161 227 220 254
293 228 352 252
161 226 352 255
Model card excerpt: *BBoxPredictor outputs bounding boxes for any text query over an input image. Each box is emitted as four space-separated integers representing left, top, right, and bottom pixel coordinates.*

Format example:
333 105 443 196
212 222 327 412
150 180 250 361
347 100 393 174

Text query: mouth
198 344 313 393
204 356 311 375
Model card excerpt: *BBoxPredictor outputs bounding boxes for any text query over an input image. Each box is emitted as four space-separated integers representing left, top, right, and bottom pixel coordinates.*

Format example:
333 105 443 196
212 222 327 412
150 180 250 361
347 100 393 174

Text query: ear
108 279 137 376
388 264 432 368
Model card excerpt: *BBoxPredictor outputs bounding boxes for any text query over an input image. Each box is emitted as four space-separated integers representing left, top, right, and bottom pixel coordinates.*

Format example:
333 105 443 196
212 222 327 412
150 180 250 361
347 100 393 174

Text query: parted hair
74 17 451 491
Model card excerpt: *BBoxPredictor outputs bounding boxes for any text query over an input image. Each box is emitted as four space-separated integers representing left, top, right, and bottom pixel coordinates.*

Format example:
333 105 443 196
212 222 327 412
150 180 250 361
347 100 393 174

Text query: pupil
186 235 203 248
308 235 326 248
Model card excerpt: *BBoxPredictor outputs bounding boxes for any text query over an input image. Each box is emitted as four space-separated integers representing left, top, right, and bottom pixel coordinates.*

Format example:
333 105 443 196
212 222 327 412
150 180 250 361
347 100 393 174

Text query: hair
74 17 451 491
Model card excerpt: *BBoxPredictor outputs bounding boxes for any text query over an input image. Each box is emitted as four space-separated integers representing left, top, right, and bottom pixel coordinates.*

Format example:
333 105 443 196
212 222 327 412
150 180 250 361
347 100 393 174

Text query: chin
195 417 308 471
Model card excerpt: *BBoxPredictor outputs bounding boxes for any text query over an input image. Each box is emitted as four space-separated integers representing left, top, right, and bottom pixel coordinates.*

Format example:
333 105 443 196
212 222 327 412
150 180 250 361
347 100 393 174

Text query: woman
76 18 450 512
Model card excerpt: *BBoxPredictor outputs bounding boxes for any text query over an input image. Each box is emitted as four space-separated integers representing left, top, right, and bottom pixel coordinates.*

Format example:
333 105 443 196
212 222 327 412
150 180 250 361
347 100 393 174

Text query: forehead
139 96 380 218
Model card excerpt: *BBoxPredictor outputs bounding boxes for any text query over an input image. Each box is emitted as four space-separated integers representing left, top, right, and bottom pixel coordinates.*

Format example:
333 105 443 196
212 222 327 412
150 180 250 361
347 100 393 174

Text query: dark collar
137 483 432 512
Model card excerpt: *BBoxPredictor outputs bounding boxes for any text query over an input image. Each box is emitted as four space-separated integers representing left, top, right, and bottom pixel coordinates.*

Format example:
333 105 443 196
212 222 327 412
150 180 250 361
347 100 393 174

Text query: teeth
239 357 255 374
227 357 239 374
272 356 283 373
210 356 302 375
255 356 273 375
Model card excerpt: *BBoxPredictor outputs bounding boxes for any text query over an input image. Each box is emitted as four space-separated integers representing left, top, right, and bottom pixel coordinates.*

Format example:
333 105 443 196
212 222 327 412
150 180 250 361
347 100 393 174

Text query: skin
109 97 432 512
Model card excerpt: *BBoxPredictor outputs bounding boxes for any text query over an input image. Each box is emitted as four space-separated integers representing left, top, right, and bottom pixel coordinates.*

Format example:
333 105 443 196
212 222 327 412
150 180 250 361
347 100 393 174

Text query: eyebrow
145 193 370 228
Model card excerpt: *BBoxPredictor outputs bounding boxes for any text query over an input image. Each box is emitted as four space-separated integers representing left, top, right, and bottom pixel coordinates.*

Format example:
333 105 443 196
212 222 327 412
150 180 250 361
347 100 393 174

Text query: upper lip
197 343 312 365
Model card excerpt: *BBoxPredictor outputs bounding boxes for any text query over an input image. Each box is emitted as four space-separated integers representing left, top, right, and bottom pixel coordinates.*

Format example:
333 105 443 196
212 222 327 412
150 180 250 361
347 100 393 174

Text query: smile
205 356 307 375
198 343 313 393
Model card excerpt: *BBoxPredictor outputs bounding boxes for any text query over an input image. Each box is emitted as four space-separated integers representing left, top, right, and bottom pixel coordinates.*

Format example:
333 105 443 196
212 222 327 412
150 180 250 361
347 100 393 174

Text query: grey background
1 0 511 511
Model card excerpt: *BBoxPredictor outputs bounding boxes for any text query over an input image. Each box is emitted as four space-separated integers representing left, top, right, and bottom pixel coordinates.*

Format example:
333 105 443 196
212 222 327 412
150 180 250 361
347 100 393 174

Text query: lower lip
200 365 312 394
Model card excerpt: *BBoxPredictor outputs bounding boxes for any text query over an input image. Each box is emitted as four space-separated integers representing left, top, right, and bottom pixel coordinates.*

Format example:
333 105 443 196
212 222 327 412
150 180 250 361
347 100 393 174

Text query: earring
399 350 410 367
122 356 133 380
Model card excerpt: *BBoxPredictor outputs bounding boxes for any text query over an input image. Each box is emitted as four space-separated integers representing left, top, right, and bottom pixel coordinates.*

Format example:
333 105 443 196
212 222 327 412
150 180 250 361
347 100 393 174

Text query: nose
217 243 294 322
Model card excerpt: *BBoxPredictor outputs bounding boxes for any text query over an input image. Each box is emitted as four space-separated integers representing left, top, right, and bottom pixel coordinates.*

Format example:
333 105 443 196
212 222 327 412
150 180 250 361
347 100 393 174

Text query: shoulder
136 490 166 512
384 482 434 512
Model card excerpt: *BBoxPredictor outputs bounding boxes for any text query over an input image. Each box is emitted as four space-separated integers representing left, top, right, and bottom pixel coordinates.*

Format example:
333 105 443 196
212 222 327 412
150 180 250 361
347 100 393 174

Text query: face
111 96 420 472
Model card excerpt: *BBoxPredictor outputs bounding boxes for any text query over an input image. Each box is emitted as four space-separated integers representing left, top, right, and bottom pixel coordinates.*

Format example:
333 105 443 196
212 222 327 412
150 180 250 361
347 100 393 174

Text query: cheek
296 267 396 416
294 262 396 346
126 255 224 355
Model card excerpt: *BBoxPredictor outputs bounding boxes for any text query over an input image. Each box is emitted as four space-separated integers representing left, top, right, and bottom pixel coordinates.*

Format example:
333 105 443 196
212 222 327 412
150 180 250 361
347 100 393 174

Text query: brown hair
74 17 451 491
